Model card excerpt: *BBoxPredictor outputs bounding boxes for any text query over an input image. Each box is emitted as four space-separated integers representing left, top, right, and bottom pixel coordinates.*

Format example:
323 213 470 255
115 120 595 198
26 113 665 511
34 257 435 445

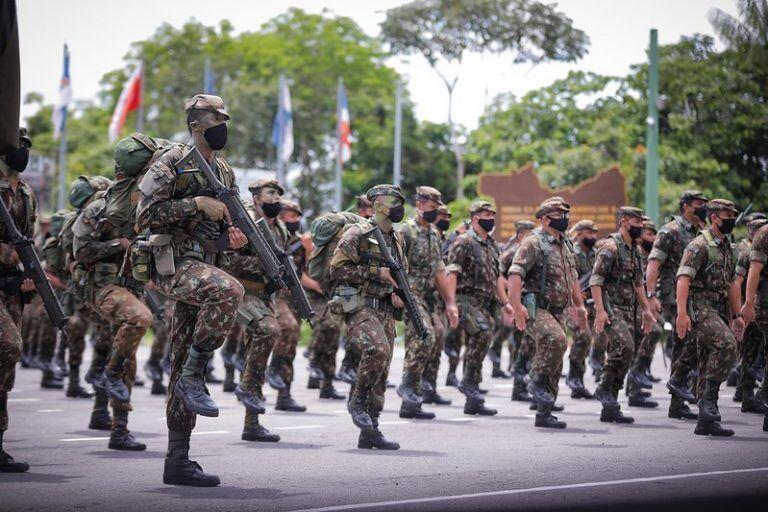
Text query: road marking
290 467 768 512
273 425 323 431
9 398 40 402
332 410 348 414
378 421 411 426
60 436 109 442
37 409 63 413
448 417 477 422
493 384 513 389
191 430 229 436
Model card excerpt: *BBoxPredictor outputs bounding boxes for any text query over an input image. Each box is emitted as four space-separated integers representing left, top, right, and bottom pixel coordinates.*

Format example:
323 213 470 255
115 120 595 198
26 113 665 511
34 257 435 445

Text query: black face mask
548 217 569 233
583 237 596 248
641 240 654 252
421 209 438 223
285 221 300 234
436 219 450 232
204 123 228 150
5 146 29 173
477 218 495 233
693 206 707 223
628 225 643 240
262 201 283 218
388 204 405 223
718 217 736 235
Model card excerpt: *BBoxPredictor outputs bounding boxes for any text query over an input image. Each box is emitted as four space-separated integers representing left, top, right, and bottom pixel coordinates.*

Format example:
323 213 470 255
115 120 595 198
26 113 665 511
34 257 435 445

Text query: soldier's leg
271 296 304 412
511 329 533 402
595 309 635 422
399 297 436 418
739 323 766 413
490 312 512 379
36 303 61 389
87 320 115 430
221 322 242 393
64 312 91 398
444 327 463 386
26 296 42 369
754 314 768 412
526 309 567 428
422 307 450 405
145 310 169 395
566 313 594 399
20 297 34 368
667 299 698 402
626 315 662 408
458 304 496 415
338 335 360 383
0 294 28 472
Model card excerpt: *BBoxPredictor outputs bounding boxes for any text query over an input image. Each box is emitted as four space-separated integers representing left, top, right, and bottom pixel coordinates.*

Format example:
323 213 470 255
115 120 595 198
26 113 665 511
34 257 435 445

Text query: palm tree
707 0 768 69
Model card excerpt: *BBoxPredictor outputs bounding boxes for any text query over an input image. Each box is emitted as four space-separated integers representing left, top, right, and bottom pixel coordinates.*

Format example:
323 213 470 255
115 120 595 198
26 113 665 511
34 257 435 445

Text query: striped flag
204 58 215 95
52 44 71 141
108 62 142 143
272 75 293 163
337 82 351 164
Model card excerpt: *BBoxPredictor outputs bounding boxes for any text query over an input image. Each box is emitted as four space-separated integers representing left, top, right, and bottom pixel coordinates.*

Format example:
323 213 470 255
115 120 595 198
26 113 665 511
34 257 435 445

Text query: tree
380 0 590 199
708 0 768 71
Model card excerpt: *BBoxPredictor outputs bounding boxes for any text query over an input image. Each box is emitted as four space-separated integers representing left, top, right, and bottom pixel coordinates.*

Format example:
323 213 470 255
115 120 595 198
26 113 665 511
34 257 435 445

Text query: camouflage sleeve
220 250 267 283
329 224 370 285
72 206 124 265
508 236 538 279
498 247 515 278
25 189 37 239
676 238 706 279
588 240 616 287
649 226 674 262
735 248 750 277
445 234 471 275
750 226 768 265
136 147 198 230
42 239 66 276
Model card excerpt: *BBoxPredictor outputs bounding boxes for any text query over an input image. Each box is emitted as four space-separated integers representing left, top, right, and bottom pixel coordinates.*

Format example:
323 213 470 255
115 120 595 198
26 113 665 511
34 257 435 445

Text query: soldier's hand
379 267 398 288
641 308 655 334
228 227 247 250
594 308 610 334
391 292 404 309
446 301 459 329
502 303 515 327
675 312 691 340
20 278 35 292
575 306 589 332
731 316 745 341
194 196 229 222
741 300 756 326
119 238 131 250
513 304 529 331
650 296 662 315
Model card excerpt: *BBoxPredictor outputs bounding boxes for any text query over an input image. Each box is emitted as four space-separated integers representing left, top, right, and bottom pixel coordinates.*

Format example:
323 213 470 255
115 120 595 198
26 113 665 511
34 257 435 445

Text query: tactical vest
603 233 640 309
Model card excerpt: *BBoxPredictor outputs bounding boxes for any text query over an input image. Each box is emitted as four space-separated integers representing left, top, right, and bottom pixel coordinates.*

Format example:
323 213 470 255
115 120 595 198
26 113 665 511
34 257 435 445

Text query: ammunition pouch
149 234 176 277
93 262 119 288
457 294 491 335
328 285 364 317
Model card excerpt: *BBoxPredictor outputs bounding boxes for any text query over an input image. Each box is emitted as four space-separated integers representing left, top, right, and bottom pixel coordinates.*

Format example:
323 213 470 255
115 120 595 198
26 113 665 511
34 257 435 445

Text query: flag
337 82 351 164
52 44 71 141
203 58 215 95
272 75 293 163
108 62 142 143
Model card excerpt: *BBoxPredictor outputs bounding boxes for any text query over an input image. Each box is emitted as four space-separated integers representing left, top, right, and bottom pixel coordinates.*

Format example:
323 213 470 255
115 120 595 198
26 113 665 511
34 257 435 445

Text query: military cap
744 212 767 226
247 178 285 196
356 194 372 208
515 220 536 230
571 219 597 232
642 216 657 232
366 184 405 203
705 199 738 214
281 200 302 216
680 190 709 203
615 206 645 220
535 197 570 219
184 94 230 120
437 205 452 218
114 133 157 177
415 186 443 205
469 200 496 214
68 175 112 209
19 127 32 148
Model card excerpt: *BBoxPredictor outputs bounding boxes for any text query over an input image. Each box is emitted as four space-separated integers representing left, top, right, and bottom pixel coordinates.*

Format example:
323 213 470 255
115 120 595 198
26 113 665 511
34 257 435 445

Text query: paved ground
2 343 767 512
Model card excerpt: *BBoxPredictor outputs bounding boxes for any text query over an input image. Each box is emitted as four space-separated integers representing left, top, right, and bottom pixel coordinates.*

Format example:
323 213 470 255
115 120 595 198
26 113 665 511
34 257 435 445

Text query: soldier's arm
742 228 768 324
588 241 615 314
507 237 538 307
443 234 472 299
646 227 674 293
136 149 199 230
72 211 125 265
329 225 372 285
675 240 705 318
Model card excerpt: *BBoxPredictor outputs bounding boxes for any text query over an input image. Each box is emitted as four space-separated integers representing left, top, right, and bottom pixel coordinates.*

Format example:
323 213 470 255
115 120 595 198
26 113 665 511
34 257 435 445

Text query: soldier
396 187 459 420
565 219 599 399
443 219 471 388
590 207 655 424
676 199 744 436
329 184 406 449
505 197 589 429
645 190 708 420
0 128 35 473
445 200 505 416
137 94 246 486
733 214 768 414
741 220 768 432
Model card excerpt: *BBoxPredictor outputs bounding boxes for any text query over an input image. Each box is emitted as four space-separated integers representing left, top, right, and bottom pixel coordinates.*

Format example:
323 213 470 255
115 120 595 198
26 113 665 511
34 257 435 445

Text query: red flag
108 63 142 142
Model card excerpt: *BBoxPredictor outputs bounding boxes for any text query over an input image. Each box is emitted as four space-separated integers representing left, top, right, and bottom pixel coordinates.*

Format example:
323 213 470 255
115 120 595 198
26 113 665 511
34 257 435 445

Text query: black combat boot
628 393 658 408
445 372 459 387
595 373 618 408
102 365 130 403
668 395 698 420
176 347 219 417
741 386 768 414
458 376 484 402
600 405 635 424
319 381 345 400
535 403 566 429
336 365 356 385
41 363 64 389
763 415 768 433
641 356 661 383
726 364 740 387
421 381 451 405
85 354 107 390
397 372 422 406
588 347 603 382
144 356 163 382
528 375 554 408
54 343 68 377
567 366 594 400
0 429 29 473
629 361 653 389
347 388 374 430
108 410 146 451
151 380 167 395
307 363 323 389
88 390 112 430
66 364 93 398
242 415 280 442
222 367 236 393
163 429 220 487
399 401 435 420
276 385 307 412
756 384 768 410
666 373 696 403
491 361 511 379
205 362 222 384
694 379 733 436
265 358 287 391
160 348 172 376
511 375 532 402
358 417 399 450
234 384 266 414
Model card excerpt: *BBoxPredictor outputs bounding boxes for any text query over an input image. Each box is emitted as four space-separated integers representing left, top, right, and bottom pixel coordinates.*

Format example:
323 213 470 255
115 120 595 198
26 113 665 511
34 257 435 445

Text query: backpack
306 211 364 293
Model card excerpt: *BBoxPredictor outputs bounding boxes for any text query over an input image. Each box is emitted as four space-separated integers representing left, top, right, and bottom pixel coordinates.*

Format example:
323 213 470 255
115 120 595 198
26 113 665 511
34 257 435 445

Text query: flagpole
276 74 286 188
334 76 343 211
136 60 144 132
57 122 67 210
393 79 402 187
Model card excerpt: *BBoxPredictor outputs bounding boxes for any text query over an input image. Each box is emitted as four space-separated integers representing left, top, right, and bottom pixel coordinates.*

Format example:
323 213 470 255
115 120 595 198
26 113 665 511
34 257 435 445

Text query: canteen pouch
522 292 537 321
93 262 119 287
130 240 152 283
458 295 489 335
758 281 768 308
149 234 175 276
329 285 364 316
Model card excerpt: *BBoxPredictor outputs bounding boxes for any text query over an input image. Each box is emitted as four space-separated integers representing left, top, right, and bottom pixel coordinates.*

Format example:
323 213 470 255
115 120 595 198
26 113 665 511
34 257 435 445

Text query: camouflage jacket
42 236 68 280
329 219 406 300
649 215 699 303
397 216 445 296
136 143 236 262
286 231 306 278
747 225 768 307
509 228 576 311
677 228 736 307
446 227 500 303
72 197 126 268
0 176 37 276
498 235 523 278
589 232 642 310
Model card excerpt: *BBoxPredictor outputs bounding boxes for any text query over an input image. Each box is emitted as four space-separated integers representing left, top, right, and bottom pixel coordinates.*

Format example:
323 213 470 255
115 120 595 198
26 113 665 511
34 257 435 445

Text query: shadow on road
0 472 84 484
230 441 331 450
144 484 303 501
339 449 446 458
87 450 165 459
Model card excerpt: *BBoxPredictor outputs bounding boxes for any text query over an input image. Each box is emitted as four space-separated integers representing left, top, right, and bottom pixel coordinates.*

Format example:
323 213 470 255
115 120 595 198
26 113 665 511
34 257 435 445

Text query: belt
537 297 566 316
365 296 394 313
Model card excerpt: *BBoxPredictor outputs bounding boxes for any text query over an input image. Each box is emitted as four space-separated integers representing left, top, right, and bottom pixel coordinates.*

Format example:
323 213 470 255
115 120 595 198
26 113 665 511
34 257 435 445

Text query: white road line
191 430 229 436
448 417 477 422
378 421 411 426
37 409 63 413
332 410 348 414
273 425 323 431
493 384 513 389
60 437 109 442
9 398 40 402
290 467 768 512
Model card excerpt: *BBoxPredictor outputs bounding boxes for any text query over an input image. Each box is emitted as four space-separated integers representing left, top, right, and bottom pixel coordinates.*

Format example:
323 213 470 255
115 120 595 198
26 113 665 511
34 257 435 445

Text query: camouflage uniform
446 201 500 414
307 289 343 389
633 239 664 381
746 223 768 421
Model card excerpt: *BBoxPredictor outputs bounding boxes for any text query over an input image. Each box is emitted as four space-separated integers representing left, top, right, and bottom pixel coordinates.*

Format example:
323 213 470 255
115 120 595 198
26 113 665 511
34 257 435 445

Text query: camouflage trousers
238 294 279 395
635 308 664 360
423 302 448 387
490 306 513 367
510 329 535 375
270 294 301 387
667 301 698 384
63 311 88 367
526 307 567 399
566 306 595 374
738 309 767 390
0 293 23 432
445 327 465 374
308 291 343 382
222 320 244 371
156 259 244 432
402 294 445 387
596 305 635 386
456 297 495 386
345 306 395 418
150 297 174 361
688 305 737 397
94 284 152 412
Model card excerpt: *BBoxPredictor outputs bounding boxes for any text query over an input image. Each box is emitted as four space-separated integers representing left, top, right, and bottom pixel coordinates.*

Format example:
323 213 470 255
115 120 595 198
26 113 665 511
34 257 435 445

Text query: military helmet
114 133 159 178
69 175 113 209
50 209 73 237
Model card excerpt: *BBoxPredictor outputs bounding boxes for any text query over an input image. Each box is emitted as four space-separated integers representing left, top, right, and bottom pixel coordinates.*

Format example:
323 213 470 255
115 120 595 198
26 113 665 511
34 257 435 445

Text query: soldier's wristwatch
645 291 656 299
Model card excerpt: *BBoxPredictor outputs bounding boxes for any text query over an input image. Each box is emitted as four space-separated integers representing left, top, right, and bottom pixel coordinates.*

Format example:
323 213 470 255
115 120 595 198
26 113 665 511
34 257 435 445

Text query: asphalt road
2 343 767 512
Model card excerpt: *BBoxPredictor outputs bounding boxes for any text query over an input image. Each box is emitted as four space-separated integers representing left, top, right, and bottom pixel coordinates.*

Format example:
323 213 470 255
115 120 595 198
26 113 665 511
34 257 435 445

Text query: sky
18 0 737 130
